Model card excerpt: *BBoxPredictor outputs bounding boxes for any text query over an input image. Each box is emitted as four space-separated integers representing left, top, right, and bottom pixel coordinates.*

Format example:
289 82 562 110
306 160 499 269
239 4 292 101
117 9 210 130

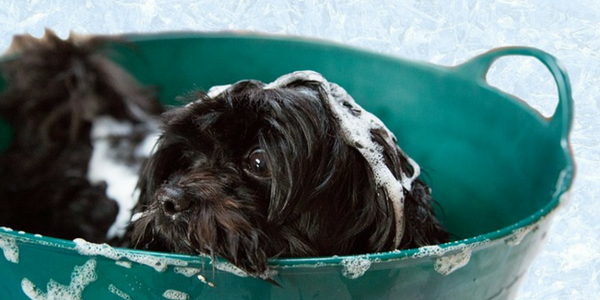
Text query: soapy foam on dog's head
266 71 419 248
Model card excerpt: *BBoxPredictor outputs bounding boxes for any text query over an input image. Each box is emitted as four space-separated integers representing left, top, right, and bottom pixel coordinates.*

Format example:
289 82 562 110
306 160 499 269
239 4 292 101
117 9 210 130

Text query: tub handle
457 46 573 140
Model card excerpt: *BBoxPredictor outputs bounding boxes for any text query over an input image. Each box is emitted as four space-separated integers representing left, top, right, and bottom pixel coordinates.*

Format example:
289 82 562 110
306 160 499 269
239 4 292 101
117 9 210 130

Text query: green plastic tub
0 32 574 300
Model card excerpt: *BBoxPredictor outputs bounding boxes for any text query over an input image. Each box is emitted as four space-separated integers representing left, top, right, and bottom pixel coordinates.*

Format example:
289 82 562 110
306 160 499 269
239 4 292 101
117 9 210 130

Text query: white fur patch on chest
87 116 160 239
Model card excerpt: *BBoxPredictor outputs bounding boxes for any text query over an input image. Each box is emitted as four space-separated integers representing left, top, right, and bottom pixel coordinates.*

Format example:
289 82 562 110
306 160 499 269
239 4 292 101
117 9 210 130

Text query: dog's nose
157 186 190 215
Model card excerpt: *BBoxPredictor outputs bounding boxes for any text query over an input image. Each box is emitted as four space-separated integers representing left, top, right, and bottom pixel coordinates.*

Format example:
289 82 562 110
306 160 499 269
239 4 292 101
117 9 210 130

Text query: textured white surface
0 0 598 299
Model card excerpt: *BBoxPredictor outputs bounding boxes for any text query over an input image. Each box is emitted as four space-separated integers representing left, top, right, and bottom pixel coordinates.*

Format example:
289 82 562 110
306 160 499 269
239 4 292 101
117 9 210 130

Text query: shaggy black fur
0 31 162 243
128 79 448 279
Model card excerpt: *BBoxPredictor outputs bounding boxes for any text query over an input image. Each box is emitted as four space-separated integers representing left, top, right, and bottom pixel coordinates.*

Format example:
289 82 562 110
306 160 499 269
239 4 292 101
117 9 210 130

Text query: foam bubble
341 256 372 279
212 261 249 277
0 234 19 263
505 222 541 246
412 245 446 259
173 267 201 277
162 289 190 300
130 212 144 223
108 284 132 300
434 249 472 275
21 259 98 300
412 240 491 275
116 261 132 269
74 238 187 272
207 84 232 98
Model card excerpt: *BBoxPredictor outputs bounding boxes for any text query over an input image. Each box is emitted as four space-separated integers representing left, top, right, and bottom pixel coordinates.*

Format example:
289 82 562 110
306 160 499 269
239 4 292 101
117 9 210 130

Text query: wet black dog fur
128 79 449 279
0 32 162 243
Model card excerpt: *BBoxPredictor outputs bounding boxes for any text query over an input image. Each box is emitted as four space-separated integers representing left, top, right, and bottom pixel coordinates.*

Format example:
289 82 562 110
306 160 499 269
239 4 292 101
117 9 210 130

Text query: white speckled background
1 0 598 299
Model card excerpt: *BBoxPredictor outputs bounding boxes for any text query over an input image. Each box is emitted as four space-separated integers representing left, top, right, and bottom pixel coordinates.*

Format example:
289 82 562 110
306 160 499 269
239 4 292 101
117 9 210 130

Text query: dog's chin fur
129 79 449 278
0 31 162 243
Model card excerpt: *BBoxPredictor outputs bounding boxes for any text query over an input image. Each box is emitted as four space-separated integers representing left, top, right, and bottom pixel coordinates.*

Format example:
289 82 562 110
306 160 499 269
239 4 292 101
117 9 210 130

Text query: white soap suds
174 267 201 277
74 238 187 272
108 284 132 300
505 221 542 247
1 229 69 251
413 240 491 275
0 234 19 263
162 289 190 300
116 260 132 269
212 261 249 277
341 256 372 279
87 116 160 239
130 212 144 223
21 259 97 300
207 84 232 98
434 248 472 275
212 260 278 280
412 245 447 259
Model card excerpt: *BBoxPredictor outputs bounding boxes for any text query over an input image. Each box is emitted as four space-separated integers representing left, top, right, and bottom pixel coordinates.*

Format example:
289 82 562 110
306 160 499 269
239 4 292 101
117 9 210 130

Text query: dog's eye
247 148 270 177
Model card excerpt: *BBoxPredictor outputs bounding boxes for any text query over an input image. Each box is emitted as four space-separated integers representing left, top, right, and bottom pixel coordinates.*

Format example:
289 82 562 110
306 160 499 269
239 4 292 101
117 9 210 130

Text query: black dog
0 31 162 243
128 71 448 280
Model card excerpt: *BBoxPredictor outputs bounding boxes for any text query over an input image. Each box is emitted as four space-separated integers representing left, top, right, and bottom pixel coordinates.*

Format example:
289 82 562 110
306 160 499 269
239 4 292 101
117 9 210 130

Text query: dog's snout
158 186 190 215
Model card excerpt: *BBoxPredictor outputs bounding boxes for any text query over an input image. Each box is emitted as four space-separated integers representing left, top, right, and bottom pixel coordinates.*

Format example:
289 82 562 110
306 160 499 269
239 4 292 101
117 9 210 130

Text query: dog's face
129 73 448 279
